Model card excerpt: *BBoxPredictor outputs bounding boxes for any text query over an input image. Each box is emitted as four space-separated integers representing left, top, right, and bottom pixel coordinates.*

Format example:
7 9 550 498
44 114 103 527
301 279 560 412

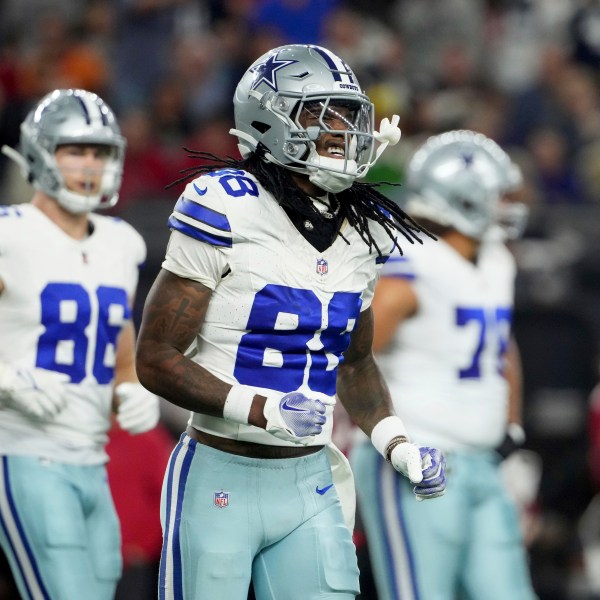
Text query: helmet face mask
231 44 376 192
9 89 126 214
405 130 524 241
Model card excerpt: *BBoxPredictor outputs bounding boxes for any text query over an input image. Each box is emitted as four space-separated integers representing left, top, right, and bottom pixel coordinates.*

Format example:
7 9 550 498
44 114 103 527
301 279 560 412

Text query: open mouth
76 181 99 194
326 144 345 159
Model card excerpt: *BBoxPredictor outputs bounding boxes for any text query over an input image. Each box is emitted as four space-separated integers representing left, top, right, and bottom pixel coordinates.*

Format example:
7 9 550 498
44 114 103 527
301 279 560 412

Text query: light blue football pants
159 433 360 600
351 443 537 600
0 455 122 600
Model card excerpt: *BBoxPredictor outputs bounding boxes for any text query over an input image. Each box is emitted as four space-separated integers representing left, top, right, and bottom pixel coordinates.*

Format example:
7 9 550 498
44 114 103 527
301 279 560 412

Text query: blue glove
413 447 446 500
264 391 331 445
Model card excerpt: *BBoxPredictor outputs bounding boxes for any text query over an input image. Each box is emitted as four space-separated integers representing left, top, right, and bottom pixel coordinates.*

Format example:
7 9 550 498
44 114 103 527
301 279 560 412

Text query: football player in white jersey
135 44 446 600
351 130 537 600
0 89 160 600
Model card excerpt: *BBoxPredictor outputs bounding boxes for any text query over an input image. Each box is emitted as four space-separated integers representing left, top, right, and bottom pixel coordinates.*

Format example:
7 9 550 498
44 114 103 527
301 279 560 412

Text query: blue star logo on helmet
461 152 475 168
250 53 298 92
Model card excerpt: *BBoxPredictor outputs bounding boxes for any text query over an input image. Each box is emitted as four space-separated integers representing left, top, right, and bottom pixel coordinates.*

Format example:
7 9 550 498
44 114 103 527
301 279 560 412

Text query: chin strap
1 145 29 178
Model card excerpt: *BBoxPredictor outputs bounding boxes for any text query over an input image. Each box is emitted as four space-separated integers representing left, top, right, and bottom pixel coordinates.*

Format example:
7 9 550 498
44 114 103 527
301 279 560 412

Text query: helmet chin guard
231 44 401 192
1 88 126 214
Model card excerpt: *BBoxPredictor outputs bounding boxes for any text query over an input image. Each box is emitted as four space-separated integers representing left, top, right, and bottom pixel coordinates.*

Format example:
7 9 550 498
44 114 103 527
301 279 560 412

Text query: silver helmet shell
6 89 126 214
495 161 529 240
405 130 519 241
230 44 376 193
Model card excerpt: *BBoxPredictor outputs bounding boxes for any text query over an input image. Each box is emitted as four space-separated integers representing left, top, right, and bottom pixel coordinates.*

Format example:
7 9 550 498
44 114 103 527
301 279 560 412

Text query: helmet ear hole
251 121 271 134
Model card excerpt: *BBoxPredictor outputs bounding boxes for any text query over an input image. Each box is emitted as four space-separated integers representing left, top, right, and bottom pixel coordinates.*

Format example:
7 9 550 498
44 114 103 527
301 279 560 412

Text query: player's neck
443 230 480 263
31 193 91 240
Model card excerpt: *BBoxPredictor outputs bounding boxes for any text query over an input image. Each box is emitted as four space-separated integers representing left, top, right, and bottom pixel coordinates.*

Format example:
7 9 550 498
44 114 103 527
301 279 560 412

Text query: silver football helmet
405 130 521 241
2 89 126 213
231 44 381 193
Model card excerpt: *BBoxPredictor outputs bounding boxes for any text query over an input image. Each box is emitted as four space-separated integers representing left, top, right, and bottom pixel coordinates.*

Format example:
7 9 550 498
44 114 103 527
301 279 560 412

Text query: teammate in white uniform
0 89 160 600
351 130 537 600
135 44 446 600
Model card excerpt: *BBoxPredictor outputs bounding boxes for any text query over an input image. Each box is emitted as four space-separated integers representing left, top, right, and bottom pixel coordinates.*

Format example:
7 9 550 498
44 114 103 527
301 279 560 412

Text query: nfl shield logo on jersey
316 258 328 276
214 490 229 508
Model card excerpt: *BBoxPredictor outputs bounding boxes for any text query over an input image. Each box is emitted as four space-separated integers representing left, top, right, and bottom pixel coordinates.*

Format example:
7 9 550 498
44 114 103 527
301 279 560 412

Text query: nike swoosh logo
193 183 208 196
315 484 334 495
281 400 307 412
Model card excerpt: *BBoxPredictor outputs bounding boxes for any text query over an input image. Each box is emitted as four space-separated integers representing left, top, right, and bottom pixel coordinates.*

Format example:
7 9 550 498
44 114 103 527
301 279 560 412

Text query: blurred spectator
390 0 486 91
172 33 238 126
250 0 339 45
322 6 398 89
569 0 600 69
17 11 111 101
112 0 184 111
149 75 193 150
504 43 579 149
526 127 587 205
116 107 173 212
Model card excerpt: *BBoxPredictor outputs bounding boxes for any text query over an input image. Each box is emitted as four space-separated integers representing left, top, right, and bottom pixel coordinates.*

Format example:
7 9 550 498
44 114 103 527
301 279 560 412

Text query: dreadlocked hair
167 147 434 256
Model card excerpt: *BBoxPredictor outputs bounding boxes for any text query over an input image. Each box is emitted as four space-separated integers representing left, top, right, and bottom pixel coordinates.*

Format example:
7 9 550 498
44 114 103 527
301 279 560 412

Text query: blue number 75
456 306 512 379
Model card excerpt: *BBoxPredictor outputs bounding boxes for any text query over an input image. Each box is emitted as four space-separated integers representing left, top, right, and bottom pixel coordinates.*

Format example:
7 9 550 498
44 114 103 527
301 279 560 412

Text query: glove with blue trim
413 447 446 500
264 391 332 445
0 361 68 420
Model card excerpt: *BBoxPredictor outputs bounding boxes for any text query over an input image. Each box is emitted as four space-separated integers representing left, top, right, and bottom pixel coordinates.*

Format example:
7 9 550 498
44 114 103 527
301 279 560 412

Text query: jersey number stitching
456 306 512 379
234 285 362 395
37 282 129 384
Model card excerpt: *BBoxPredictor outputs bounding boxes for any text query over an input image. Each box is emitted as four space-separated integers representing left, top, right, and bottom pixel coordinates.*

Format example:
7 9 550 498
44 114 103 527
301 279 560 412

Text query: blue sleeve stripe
168 216 232 248
376 255 390 264
387 255 409 263
383 272 416 281
173 196 231 233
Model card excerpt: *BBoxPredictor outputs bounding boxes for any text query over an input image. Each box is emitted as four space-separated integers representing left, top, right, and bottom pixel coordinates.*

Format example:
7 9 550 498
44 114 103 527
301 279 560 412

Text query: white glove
389 441 425 483
115 382 160 434
263 391 333 445
0 362 68 420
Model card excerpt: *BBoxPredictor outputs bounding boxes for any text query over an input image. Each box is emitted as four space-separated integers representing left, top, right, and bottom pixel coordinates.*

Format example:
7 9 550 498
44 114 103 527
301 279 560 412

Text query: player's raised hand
0 362 68 420
264 391 332 445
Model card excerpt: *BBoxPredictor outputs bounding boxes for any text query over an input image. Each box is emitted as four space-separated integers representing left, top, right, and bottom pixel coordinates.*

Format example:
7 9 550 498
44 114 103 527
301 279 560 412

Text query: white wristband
223 385 256 425
371 416 408 458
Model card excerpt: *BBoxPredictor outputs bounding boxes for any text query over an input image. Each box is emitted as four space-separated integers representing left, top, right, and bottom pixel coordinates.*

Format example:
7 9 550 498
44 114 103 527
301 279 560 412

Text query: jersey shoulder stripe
168 178 233 248
381 253 416 280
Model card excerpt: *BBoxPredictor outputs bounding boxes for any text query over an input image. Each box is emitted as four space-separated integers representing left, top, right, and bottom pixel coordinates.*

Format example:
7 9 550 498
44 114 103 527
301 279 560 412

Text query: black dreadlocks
168 147 434 256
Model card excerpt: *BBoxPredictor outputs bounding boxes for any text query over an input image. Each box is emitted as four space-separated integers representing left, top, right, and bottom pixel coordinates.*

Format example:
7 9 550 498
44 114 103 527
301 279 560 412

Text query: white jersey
0 204 146 464
163 168 394 446
376 236 516 451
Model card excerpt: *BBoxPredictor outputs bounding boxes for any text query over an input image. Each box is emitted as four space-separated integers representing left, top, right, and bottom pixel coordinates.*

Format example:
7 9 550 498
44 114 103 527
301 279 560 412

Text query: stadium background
1 1 600 598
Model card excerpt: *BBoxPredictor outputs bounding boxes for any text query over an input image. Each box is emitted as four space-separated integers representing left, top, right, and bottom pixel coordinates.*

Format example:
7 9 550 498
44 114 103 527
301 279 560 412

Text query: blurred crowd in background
2 1 600 599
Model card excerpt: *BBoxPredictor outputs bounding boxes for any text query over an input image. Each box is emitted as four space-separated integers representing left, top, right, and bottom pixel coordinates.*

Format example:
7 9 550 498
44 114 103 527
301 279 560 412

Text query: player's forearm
136 342 230 417
337 354 394 437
